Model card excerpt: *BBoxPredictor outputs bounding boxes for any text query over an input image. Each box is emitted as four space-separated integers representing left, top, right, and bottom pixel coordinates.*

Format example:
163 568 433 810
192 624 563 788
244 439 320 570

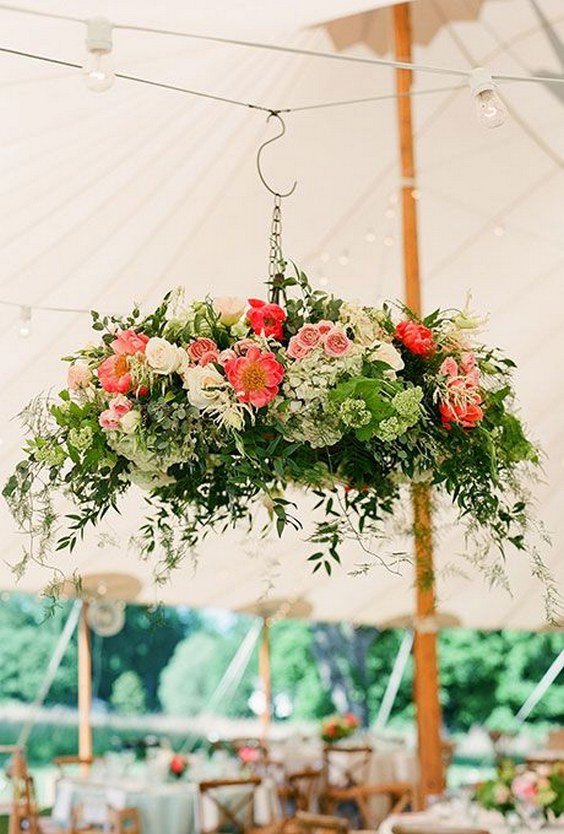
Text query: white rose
372 342 404 371
175 347 191 376
145 337 180 375
183 365 226 410
213 296 246 326
119 410 141 434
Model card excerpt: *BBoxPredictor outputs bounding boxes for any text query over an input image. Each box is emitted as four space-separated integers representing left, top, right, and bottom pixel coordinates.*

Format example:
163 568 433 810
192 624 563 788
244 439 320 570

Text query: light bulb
320 252 330 264
469 67 506 129
385 208 396 219
365 229 376 243
383 236 394 247
19 306 31 338
84 18 115 93
319 275 329 287
338 251 349 266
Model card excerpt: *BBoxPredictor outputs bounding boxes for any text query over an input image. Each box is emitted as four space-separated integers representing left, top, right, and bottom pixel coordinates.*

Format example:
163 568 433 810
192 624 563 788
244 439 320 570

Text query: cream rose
372 342 404 371
213 296 246 326
67 363 92 390
119 410 141 434
183 364 226 410
145 337 180 375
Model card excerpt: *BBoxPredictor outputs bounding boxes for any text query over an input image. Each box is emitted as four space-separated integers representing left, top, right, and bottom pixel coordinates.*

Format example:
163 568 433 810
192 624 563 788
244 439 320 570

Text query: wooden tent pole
78 602 93 770
392 2 445 804
259 617 272 744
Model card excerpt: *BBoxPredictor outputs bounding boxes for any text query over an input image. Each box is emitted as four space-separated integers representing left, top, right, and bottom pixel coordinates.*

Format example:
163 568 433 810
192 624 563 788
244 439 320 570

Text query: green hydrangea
34 444 66 466
392 386 423 426
375 417 404 442
68 426 93 451
339 397 371 428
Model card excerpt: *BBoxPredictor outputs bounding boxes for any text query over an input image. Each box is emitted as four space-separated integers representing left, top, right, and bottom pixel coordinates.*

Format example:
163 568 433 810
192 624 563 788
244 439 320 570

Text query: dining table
51 772 279 834
378 806 564 834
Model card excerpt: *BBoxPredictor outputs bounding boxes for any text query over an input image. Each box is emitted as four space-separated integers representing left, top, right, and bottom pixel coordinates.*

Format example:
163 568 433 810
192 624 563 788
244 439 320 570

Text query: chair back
69 798 110 833
199 776 262 834
323 746 372 788
295 811 349 834
53 756 100 778
287 768 324 812
109 807 142 834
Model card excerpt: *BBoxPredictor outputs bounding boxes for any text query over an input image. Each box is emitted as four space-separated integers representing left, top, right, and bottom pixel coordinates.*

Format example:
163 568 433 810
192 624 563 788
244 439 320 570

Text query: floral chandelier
3 115 550 610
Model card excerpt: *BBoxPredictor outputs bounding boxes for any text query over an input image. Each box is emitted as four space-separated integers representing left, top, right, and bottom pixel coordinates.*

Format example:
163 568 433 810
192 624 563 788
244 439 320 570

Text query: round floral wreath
4 269 551 604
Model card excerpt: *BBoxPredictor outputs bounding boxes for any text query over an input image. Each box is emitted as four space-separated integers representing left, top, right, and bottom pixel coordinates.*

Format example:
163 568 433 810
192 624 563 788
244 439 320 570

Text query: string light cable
0 3 562 86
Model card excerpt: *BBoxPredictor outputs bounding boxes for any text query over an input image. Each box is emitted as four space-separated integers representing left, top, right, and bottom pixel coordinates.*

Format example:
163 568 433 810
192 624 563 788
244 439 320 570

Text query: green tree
110 671 147 715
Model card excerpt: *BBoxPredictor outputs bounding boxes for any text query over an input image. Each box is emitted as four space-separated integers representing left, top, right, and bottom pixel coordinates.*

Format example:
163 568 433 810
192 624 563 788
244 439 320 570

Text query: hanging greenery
3 269 552 610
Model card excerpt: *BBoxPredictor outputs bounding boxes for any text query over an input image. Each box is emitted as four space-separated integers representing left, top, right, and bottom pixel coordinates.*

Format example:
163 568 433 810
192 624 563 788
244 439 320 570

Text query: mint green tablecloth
53 777 200 834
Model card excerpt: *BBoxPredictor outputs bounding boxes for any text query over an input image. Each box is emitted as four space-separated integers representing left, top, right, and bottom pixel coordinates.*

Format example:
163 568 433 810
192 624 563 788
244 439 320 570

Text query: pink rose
296 324 321 350
317 320 334 335
67 364 92 391
109 395 132 417
198 350 220 366
218 349 236 364
439 357 458 377
287 336 311 360
111 329 149 356
187 338 217 363
324 328 351 358
99 409 121 430
233 339 257 356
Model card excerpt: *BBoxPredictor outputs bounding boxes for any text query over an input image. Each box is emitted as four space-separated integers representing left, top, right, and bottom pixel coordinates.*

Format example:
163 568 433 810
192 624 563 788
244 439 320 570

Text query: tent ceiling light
19 306 31 339
84 17 115 93
469 67 507 129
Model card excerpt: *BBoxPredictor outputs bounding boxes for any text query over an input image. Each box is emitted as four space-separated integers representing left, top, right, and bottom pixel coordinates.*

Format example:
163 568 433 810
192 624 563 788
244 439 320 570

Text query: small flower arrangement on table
3 268 549 601
321 713 360 744
169 753 188 780
475 760 564 820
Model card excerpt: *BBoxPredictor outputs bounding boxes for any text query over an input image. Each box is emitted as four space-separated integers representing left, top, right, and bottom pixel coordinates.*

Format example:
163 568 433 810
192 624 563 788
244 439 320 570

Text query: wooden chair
322 782 413 830
322 747 372 790
392 826 489 834
295 811 349 834
199 776 263 834
285 769 324 814
69 801 108 834
109 807 142 834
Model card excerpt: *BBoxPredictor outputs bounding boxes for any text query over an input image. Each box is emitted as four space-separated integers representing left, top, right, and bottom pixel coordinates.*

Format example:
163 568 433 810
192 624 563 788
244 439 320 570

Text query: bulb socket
469 67 496 96
86 17 113 54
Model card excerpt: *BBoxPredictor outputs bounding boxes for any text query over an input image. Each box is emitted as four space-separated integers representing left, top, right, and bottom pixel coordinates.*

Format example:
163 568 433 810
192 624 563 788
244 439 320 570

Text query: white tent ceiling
0 0 562 631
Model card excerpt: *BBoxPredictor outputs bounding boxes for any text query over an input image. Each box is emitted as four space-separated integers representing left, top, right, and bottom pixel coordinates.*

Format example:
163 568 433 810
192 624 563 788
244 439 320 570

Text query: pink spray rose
108 395 133 417
324 328 351 358
99 409 121 430
287 336 312 360
187 338 218 364
296 324 322 350
67 364 92 391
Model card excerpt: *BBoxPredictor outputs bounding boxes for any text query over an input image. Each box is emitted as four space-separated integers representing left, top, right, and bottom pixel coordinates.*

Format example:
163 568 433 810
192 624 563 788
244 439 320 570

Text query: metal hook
256 112 297 199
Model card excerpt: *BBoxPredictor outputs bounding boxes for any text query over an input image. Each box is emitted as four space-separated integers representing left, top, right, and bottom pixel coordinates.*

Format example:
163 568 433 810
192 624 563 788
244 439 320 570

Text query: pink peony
296 324 322 350
246 299 286 341
224 346 284 408
324 328 351 358
187 338 218 363
98 354 133 394
108 395 132 417
99 409 121 430
439 357 459 377
395 320 435 357
111 329 149 356
67 364 92 391
287 336 311 360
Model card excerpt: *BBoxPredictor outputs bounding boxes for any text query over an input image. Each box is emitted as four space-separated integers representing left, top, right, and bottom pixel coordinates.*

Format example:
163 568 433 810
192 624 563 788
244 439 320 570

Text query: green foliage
3 270 549 613
110 671 146 715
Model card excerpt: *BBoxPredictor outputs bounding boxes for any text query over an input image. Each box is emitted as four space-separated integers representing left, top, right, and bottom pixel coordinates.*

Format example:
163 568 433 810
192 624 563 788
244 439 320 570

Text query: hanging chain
268 194 286 304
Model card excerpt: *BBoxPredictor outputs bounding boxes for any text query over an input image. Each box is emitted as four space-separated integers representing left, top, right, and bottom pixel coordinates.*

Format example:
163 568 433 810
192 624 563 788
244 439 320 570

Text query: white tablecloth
379 809 564 834
52 775 279 834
